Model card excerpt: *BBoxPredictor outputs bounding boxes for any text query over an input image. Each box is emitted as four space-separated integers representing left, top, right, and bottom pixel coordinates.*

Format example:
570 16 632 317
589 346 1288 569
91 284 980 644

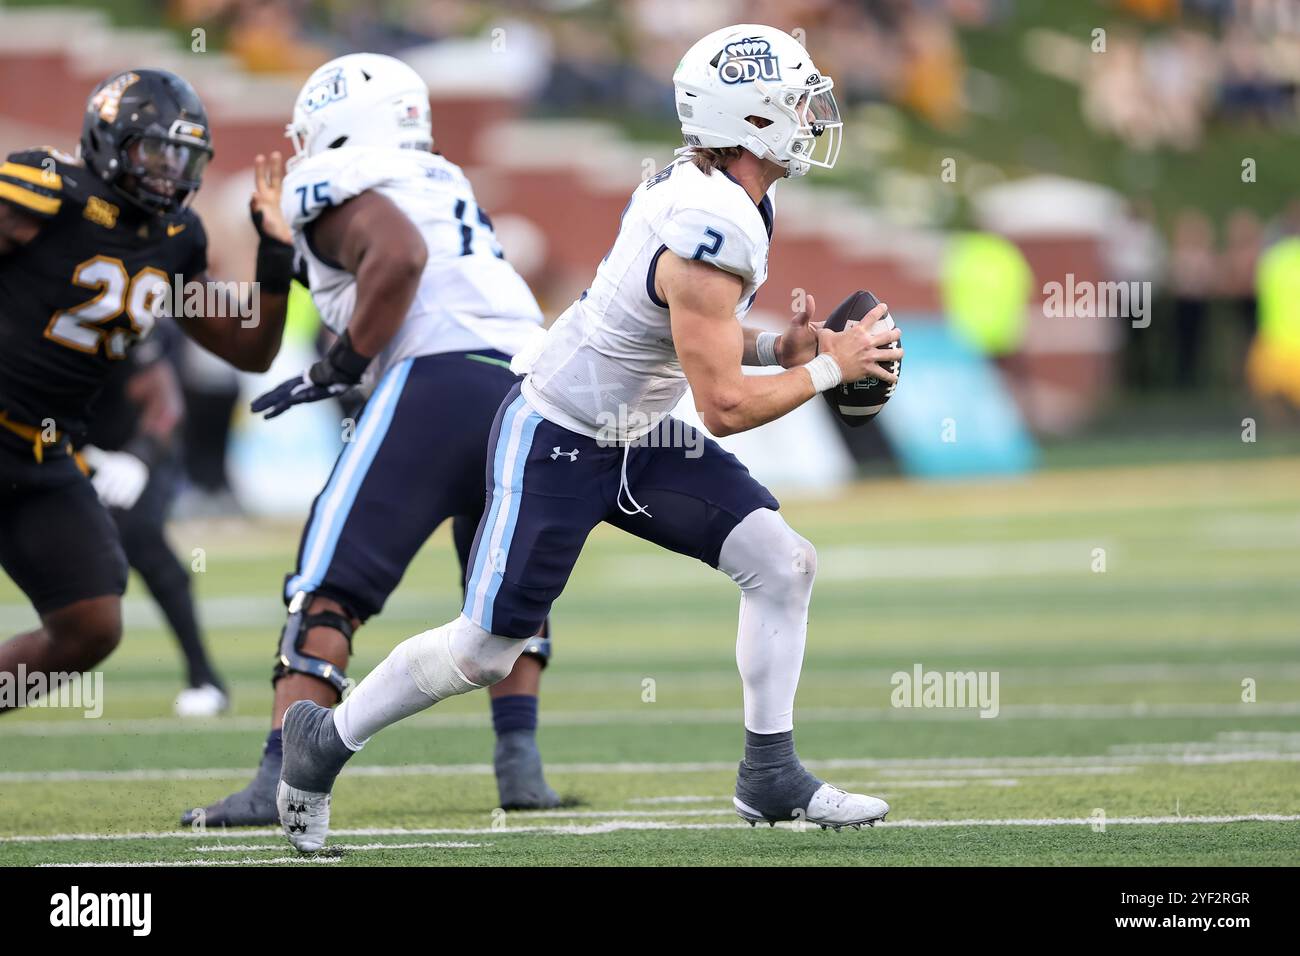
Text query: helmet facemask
119 133 211 213
754 74 842 177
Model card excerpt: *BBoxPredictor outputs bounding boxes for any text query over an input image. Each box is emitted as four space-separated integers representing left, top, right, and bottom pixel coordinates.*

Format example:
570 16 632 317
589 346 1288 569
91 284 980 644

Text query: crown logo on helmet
718 37 780 85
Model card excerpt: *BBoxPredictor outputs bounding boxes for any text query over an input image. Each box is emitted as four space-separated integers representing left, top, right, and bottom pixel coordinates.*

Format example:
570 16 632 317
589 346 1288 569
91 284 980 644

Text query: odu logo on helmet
302 69 348 112
718 38 780 85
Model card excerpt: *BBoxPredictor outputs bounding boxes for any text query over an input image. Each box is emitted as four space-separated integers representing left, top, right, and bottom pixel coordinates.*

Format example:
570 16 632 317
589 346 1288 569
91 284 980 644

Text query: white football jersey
282 146 543 390
520 156 773 440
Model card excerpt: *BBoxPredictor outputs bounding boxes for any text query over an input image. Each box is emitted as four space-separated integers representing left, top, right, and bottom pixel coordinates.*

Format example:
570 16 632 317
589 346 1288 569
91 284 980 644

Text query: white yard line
194 841 486 852
6 700 1300 737
629 795 729 804
2 749 1298 785
40 857 340 867
19 814 1300 862
882 814 1300 827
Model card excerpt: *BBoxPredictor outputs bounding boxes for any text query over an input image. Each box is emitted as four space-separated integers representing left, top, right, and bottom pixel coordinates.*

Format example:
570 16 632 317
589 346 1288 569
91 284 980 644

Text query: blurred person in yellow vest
942 232 1033 359
1246 236 1300 411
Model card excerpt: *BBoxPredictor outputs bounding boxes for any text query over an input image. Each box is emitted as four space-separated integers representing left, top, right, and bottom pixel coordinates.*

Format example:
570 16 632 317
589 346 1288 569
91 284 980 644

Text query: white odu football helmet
674 24 841 178
286 53 433 164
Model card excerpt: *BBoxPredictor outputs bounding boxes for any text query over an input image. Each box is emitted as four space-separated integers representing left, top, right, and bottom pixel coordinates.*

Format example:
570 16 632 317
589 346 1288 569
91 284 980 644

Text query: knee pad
719 508 817 597
272 591 356 697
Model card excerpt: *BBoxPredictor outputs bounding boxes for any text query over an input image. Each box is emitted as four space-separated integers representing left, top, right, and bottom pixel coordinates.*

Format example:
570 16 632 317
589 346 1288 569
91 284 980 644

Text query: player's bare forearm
662 252 818 437
709 361 821 437
311 190 428 358
740 325 765 366
178 276 288 372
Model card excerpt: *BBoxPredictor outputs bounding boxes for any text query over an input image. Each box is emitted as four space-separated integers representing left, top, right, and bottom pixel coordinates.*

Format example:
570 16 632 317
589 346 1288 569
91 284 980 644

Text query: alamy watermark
0 665 104 717
1042 274 1151 328
151 274 262 328
890 663 1000 718
50 886 150 936
595 406 704 458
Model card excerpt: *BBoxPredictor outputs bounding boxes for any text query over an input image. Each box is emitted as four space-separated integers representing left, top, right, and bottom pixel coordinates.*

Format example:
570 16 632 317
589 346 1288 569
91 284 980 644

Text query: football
820 289 902 426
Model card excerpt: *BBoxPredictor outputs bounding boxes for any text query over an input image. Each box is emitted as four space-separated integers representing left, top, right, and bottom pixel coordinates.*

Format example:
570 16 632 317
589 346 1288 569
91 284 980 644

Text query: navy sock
264 728 283 759
491 694 538 736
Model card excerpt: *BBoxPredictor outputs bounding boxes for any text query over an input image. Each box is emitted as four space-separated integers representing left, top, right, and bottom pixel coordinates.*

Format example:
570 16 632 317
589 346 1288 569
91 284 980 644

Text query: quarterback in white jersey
181 54 561 832
522 153 773 440
279 27 904 851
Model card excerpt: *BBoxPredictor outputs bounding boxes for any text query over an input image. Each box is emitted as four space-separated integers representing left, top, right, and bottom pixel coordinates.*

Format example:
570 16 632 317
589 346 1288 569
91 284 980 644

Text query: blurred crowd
166 0 1299 143
168 0 1005 127
1086 0 1299 150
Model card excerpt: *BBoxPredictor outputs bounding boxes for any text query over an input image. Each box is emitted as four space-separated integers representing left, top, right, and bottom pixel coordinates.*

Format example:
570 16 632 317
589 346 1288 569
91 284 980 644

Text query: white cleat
277 779 331 853
734 784 890 830
805 784 889 829
173 684 229 718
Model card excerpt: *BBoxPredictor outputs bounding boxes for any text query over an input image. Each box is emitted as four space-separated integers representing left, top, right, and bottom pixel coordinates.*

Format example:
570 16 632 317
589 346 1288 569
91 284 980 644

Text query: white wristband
755 331 781 367
804 353 843 392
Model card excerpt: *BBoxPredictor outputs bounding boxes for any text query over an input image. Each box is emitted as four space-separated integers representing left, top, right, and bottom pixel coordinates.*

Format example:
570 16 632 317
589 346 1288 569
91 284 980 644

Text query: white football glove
82 445 149 510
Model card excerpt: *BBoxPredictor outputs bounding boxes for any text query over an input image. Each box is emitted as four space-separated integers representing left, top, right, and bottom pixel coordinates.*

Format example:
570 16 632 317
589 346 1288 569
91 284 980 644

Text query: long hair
690 145 744 175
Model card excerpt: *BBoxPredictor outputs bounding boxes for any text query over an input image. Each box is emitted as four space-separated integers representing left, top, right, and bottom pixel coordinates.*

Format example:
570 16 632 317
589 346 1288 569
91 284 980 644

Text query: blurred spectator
1168 209 1218 388
1217 21 1296 123
1221 208 1263 336
895 8 966 129
1109 199 1167 390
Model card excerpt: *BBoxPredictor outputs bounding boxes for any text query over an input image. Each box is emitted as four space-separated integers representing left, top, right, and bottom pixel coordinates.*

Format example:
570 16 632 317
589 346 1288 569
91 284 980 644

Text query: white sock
333 615 523 749
717 508 817 735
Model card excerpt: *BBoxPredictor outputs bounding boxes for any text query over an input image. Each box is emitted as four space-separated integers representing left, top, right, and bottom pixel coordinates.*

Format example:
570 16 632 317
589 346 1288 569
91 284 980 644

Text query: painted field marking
40 856 339 867
18 813 1300 864
4 698 1300 741
2 749 1298 786
194 841 487 853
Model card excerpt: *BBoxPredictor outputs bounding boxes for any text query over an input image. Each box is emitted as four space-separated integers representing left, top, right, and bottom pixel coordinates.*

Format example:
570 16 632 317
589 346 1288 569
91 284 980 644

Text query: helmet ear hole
328 136 349 149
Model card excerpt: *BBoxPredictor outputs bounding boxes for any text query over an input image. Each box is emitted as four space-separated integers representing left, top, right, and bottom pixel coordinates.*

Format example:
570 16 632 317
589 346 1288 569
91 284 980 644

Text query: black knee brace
520 618 552 668
272 592 356 697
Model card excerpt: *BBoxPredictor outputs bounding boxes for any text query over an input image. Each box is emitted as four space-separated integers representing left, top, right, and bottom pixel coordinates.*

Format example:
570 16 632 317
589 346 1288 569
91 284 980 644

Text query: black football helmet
79 69 214 218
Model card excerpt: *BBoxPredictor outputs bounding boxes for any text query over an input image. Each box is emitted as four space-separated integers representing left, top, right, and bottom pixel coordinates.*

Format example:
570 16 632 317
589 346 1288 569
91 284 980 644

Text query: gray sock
495 729 561 809
734 730 822 819
280 701 354 794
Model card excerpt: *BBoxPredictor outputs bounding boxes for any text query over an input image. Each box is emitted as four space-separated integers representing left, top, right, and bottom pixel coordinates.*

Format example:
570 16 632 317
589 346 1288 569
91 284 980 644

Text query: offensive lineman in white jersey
277 26 903 849
181 54 563 829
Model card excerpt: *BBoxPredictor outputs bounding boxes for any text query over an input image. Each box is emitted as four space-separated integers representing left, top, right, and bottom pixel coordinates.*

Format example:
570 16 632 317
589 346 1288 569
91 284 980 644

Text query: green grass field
1 457 1298 866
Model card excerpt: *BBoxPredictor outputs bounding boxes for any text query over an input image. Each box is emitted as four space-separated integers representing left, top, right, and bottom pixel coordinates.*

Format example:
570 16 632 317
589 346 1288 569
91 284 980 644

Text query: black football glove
251 330 370 420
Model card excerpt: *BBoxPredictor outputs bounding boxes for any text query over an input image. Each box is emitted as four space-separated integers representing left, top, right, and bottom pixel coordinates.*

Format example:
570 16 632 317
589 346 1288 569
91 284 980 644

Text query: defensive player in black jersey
0 69 294 709
79 320 229 715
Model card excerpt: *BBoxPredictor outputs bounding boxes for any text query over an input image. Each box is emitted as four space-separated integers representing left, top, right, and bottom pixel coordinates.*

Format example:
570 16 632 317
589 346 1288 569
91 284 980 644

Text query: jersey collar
719 167 774 240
